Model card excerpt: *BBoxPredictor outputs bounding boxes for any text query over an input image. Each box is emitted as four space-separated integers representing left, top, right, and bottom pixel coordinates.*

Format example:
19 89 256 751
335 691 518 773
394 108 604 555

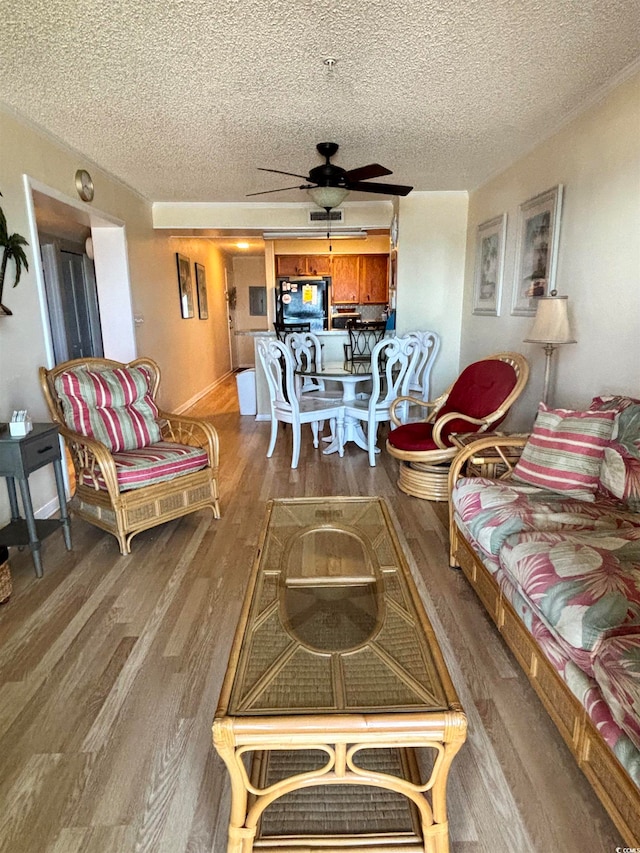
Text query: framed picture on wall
472 214 507 316
511 185 564 315
195 262 209 319
176 253 194 318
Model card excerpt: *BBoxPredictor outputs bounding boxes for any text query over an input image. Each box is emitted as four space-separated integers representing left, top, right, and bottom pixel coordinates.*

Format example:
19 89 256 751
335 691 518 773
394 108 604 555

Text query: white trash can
236 368 257 415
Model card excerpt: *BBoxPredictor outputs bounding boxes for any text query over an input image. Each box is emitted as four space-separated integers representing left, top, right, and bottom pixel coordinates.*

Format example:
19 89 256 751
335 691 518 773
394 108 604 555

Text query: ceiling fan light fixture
307 185 349 210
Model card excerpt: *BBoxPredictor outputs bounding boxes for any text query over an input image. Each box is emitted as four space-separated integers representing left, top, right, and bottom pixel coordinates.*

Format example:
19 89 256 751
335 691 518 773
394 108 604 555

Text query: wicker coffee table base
213 713 466 853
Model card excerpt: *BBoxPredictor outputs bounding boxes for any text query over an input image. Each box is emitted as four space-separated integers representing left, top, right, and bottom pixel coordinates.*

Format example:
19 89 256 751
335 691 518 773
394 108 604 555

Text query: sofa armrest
448 434 529 489
158 412 220 469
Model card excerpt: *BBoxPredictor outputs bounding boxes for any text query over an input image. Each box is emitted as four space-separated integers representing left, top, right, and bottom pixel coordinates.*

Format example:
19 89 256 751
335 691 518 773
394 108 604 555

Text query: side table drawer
21 433 60 471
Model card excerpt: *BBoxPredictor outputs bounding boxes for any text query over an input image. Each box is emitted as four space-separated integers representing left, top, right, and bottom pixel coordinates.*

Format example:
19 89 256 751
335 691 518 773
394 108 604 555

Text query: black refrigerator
275 277 330 331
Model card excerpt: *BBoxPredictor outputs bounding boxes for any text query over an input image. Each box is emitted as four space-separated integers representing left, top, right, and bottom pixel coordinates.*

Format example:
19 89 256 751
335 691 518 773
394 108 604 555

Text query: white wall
395 192 468 396
461 70 640 430
232 255 269 366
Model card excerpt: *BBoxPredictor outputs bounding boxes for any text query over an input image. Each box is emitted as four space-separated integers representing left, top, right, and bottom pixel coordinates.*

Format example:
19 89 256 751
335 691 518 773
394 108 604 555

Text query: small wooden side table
0 423 72 577
450 431 528 479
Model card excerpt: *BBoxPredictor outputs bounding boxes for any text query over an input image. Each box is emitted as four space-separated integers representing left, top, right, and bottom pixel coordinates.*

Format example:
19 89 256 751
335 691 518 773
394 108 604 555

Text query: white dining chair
284 331 335 398
344 335 420 466
395 330 441 424
406 330 440 401
257 338 345 468
286 330 343 440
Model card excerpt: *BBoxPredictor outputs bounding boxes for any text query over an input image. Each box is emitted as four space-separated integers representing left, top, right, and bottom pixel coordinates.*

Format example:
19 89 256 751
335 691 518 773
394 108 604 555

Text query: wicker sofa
449 396 640 844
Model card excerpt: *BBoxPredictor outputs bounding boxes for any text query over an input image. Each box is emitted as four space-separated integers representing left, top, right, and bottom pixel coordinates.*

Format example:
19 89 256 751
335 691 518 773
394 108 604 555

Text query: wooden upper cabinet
359 254 389 304
330 255 360 304
276 253 389 304
304 255 331 276
276 255 305 276
276 255 332 277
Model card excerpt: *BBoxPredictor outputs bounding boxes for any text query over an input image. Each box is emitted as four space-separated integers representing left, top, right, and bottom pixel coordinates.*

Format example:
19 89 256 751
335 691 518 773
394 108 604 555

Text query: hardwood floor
0 375 624 852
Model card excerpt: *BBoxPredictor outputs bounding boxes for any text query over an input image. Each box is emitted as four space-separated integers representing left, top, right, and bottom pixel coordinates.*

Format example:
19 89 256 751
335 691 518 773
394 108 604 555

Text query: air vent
308 208 345 224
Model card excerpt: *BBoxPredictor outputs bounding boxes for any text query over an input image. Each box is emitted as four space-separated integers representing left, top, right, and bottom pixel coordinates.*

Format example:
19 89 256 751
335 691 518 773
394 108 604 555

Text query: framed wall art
511 185 564 316
195 262 209 319
176 253 194 318
472 213 507 316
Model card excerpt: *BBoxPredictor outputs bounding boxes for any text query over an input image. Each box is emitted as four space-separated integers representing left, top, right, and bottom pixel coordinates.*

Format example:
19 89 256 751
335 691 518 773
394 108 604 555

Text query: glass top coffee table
213 497 467 852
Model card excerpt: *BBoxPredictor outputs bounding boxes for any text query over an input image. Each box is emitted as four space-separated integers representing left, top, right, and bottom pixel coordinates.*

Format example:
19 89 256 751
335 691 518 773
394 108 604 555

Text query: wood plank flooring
0 375 625 852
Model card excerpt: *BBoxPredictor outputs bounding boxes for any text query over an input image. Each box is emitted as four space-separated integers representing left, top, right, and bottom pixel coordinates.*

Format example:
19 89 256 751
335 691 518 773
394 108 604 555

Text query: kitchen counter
235 329 352 336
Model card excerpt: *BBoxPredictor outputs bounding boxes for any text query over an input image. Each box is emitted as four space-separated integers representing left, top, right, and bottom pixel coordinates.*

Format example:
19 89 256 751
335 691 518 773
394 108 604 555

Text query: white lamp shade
307 186 349 210
524 295 576 345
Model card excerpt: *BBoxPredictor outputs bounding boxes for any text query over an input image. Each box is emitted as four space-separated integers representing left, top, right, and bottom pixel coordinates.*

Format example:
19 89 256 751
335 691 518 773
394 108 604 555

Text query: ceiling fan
247 142 413 208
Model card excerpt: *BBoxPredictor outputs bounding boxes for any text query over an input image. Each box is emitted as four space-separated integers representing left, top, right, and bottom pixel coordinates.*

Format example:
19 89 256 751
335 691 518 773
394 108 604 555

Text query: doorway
40 236 104 363
26 179 137 366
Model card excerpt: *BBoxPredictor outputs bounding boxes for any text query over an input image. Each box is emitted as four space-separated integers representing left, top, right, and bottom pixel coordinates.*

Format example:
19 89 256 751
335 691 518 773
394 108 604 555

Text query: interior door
41 240 104 363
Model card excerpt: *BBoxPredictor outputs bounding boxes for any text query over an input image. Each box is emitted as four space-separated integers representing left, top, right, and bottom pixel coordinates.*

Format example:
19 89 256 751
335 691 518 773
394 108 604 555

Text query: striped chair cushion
80 441 209 491
513 404 615 500
55 366 162 452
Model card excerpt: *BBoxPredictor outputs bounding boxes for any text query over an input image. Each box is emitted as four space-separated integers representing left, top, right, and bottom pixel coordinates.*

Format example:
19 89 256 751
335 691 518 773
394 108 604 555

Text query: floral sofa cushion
80 441 209 492
497 568 640 784
593 635 640 752
498 528 640 672
55 365 162 452
451 476 640 560
590 396 640 512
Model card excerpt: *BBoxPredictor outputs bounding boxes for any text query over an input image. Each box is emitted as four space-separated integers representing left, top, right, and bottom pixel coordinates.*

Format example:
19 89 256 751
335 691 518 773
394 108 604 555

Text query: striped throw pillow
513 404 615 501
55 366 162 452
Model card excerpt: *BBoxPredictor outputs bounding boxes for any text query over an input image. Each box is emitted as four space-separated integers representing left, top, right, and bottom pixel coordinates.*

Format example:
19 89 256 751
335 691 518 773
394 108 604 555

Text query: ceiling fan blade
346 180 413 196
246 184 306 197
258 167 310 180
344 163 392 182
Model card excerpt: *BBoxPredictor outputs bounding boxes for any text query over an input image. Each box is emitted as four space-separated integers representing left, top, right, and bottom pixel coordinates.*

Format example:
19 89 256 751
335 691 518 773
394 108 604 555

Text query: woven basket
0 546 12 604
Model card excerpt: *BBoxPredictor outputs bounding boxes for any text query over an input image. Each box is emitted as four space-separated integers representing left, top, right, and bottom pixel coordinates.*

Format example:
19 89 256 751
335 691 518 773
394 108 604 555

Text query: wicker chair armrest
57 425 121 497
158 412 220 468
389 395 440 427
431 412 496 448
448 434 529 491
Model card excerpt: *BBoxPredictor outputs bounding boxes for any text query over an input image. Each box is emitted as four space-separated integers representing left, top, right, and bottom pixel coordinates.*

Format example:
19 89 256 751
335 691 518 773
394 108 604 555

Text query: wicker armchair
40 356 220 554
385 352 529 501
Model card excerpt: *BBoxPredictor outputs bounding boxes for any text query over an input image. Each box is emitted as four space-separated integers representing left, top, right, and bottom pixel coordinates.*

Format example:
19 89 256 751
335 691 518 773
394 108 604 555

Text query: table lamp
524 292 576 405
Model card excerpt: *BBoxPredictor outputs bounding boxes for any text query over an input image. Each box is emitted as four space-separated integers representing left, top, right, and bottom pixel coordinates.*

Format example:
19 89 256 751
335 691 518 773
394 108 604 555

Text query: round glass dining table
295 360 372 454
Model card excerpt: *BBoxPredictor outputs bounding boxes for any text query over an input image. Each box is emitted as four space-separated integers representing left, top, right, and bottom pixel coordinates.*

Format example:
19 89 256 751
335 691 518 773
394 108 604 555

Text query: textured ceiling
2 1 639 204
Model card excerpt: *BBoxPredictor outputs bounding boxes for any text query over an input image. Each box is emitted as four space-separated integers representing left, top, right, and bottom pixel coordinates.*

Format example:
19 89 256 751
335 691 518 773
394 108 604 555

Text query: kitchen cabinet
330 255 360 303
305 255 331 276
359 254 389 304
275 253 389 304
276 255 331 277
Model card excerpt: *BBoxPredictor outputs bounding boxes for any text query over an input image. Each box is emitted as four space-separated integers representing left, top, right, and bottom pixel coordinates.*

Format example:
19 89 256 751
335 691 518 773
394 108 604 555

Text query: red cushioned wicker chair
385 352 529 501
40 356 220 554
